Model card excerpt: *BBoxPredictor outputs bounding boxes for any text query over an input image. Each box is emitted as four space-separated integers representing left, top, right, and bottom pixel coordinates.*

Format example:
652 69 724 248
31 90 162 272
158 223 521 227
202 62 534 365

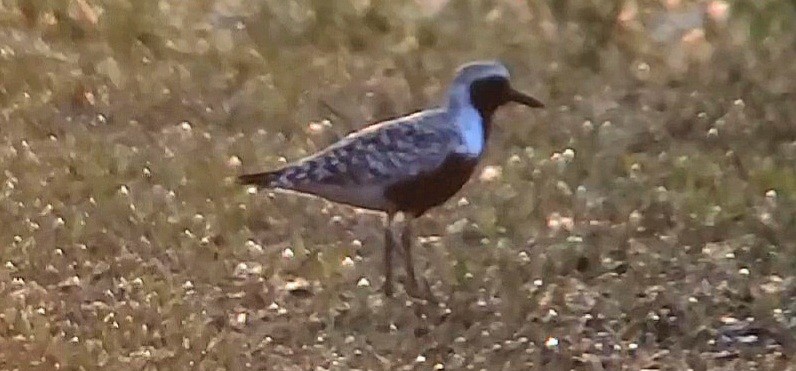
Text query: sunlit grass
1 0 794 369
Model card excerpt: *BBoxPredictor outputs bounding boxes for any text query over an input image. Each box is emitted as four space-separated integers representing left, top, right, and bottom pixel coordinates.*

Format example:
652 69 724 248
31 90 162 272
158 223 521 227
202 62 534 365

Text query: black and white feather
239 60 544 217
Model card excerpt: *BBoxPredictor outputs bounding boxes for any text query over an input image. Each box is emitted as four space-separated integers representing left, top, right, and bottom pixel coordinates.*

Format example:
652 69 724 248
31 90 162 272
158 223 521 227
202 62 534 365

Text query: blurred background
1 0 795 369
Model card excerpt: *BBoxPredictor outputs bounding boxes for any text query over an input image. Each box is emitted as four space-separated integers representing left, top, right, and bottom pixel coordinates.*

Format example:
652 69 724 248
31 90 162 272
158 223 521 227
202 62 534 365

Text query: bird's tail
237 171 281 188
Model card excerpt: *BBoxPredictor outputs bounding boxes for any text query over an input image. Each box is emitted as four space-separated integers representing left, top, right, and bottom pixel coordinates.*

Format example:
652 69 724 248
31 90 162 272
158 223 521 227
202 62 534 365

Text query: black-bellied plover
239 61 544 297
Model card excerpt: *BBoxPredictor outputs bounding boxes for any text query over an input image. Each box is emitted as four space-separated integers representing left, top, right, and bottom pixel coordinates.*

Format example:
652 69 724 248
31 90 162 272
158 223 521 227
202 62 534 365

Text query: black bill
508 88 545 108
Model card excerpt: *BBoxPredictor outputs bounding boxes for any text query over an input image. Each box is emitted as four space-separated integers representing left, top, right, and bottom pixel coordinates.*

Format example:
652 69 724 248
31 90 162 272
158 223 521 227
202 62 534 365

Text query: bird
239 60 544 298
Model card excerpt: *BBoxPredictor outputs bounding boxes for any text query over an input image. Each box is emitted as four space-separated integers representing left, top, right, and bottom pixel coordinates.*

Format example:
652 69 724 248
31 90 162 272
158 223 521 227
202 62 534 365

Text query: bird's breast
384 153 480 217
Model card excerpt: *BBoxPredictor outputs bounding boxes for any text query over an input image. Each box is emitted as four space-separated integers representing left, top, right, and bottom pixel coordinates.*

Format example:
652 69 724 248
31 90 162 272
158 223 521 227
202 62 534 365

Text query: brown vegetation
1 0 794 369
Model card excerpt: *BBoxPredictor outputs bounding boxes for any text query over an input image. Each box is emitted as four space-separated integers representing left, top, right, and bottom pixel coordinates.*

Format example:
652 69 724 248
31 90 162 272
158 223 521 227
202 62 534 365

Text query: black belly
384 154 479 217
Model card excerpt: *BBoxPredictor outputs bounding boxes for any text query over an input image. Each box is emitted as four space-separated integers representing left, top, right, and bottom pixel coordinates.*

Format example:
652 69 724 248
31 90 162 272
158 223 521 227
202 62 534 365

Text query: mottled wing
263 111 457 209
295 111 453 185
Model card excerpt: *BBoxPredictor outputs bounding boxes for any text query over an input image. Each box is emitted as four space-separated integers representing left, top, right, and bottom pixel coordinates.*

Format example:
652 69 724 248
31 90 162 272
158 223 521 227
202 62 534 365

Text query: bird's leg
383 213 395 297
400 217 419 295
401 217 436 302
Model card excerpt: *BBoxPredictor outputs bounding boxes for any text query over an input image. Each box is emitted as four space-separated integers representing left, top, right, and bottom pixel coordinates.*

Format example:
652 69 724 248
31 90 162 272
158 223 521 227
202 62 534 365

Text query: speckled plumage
239 60 544 297
240 109 466 212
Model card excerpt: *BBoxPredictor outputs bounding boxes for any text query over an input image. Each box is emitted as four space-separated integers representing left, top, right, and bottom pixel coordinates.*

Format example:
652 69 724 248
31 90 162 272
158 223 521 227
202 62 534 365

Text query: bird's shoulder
281 109 457 186
335 108 456 150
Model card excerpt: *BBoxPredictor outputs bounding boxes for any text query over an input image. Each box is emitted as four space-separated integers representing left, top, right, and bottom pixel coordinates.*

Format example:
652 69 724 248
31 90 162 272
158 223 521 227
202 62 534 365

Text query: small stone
245 240 263 254
518 251 530 263
58 275 81 288
308 122 324 134
227 156 242 168
562 148 575 161
737 335 759 344
708 1 730 22
479 166 502 182
233 262 263 277
707 127 718 138
235 312 247 325
284 278 310 292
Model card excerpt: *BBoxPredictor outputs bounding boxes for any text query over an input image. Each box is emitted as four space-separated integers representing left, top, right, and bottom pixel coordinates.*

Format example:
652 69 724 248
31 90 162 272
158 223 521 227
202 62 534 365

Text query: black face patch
468 76 511 122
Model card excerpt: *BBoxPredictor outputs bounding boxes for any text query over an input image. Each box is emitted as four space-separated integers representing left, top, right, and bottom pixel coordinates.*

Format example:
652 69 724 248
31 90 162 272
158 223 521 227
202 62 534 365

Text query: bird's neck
447 101 489 157
448 91 494 143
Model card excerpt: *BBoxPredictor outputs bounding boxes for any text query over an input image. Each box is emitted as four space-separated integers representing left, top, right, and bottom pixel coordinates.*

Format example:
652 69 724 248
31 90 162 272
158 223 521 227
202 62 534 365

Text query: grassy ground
1 0 795 369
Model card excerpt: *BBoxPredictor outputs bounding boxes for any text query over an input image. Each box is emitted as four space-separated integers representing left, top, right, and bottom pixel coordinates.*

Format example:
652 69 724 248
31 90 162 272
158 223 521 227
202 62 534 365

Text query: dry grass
1 0 795 369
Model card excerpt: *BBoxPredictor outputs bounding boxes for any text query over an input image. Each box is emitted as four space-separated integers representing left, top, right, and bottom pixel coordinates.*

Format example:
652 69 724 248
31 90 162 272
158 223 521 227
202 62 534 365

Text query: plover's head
447 60 544 116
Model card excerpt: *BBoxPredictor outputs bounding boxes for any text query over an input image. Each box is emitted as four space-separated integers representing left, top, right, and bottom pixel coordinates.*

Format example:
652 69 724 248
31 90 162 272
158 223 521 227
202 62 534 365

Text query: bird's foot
383 278 394 297
404 277 437 303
